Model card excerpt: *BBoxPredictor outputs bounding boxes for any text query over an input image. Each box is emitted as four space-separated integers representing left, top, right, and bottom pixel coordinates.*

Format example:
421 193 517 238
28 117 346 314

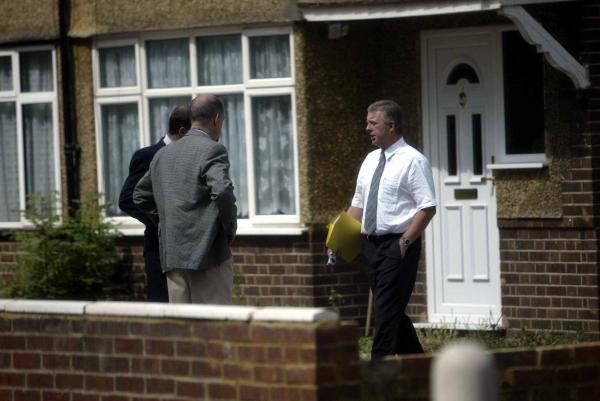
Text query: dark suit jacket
119 139 166 253
133 129 237 272
119 139 168 301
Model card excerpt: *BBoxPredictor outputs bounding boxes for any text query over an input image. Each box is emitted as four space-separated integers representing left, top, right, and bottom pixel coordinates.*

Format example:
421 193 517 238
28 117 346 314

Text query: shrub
3 195 132 300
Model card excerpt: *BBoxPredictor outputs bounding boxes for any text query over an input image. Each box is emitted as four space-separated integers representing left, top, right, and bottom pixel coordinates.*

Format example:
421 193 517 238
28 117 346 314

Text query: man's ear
214 112 223 126
178 126 187 137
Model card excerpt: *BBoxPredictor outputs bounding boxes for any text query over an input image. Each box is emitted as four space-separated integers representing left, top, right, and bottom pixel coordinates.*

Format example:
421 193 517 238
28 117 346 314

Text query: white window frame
93 26 303 236
94 95 144 230
492 26 546 165
0 46 61 229
93 39 141 97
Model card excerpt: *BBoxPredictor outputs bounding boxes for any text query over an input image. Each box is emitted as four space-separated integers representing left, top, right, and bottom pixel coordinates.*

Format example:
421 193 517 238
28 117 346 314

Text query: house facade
0 0 598 335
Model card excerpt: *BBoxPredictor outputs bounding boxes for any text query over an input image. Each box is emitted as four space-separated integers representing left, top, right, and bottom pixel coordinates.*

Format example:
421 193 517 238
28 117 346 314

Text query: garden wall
1 300 600 401
0 300 360 401
362 341 600 401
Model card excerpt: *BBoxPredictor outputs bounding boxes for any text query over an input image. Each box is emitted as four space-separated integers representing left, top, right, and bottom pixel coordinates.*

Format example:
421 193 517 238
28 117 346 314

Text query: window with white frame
94 28 299 230
0 47 60 226
497 29 546 164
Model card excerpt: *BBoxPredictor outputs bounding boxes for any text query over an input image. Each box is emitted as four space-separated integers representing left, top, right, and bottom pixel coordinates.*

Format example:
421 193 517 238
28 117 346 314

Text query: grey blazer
133 129 237 273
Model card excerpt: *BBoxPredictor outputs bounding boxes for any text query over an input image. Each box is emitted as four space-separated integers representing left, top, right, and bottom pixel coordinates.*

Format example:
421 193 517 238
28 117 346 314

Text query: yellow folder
326 212 362 262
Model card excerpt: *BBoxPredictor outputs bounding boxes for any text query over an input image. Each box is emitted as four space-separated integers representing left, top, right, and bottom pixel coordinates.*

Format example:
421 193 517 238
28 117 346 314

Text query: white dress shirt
351 137 437 235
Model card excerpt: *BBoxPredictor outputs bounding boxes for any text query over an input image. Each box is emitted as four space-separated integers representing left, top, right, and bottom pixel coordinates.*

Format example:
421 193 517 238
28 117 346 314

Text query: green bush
3 195 132 300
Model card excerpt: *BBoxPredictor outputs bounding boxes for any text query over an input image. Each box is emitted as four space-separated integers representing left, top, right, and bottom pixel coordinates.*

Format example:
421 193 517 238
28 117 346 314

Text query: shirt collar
162 135 172 145
382 136 406 161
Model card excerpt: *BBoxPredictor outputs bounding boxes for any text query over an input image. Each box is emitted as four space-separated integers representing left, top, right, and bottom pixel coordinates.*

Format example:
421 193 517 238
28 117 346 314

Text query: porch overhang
499 5 590 89
299 0 589 89
299 0 577 21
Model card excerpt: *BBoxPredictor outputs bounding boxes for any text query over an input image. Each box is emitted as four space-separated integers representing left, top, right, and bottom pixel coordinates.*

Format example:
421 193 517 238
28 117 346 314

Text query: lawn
358 328 593 359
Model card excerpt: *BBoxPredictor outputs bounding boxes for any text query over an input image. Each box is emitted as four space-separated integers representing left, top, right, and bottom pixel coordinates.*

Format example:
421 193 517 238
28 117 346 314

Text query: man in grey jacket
133 94 237 304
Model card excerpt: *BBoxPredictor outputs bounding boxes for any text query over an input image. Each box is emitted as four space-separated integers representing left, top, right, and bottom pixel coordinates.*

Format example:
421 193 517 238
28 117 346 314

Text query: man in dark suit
133 94 237 304
118 104 191 302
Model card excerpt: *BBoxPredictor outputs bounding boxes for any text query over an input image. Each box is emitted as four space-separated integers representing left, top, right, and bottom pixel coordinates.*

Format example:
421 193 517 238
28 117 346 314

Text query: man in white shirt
347 100 437 358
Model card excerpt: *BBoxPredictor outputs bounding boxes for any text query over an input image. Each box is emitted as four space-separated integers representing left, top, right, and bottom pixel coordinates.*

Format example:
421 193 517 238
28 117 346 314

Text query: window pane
149 97 190 144
0 102 20 221
99 46 136 88
20 51 53 92
447 63 479 85
146 38 190 88
0 56 12 91
22 103 55 200
197 35 242 85
502 31 545 154
101 103 139 216
219 94 248 218
446 115 457 176
472 114 483 176
249 35 291 79
252 95 295 215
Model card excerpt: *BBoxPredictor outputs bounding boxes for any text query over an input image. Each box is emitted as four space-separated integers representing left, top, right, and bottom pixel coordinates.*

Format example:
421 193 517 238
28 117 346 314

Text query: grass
358 328 593 359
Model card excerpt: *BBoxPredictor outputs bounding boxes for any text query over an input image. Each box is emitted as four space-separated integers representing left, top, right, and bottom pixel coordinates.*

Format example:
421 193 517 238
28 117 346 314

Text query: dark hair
368 100 402 134
168 104 191 134
190 94 224 125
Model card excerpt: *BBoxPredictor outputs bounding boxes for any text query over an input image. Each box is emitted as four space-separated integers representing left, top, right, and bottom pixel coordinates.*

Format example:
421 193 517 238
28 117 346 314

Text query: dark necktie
363 150 386 235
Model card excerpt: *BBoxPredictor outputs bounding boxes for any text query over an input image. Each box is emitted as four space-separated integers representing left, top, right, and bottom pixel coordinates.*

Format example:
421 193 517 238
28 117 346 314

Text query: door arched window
446 63 480 85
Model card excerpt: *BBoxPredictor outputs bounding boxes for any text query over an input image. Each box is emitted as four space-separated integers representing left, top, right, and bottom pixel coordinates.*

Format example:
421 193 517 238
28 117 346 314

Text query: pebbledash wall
1 300 600 401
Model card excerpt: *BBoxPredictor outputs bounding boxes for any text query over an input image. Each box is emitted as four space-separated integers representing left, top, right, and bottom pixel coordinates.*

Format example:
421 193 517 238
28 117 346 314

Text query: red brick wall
361 341 600 401
498 226 599 333
0 228 429 336
0 240 17 286
232 232 428 334
2 304 599 401
0 308 360 401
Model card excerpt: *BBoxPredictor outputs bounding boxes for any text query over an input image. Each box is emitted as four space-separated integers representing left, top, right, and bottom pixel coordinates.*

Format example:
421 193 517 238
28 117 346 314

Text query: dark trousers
362 235 424 358
144 250 168 302
144 228 169 303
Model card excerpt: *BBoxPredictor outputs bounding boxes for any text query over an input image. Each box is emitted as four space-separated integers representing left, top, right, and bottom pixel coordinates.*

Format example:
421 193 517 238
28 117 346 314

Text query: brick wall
2 300 599 401
231 232 428 335
496 0 600 336
0 301 360 401
0 240 17 286
498 226 599 333
362 341 600 401
1 226 433 336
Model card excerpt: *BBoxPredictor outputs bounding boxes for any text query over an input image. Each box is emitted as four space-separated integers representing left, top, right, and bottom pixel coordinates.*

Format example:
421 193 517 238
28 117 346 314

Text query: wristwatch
401 237 411 248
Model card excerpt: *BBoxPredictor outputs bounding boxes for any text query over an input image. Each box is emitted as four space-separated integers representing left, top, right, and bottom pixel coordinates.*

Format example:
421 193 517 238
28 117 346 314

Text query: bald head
189 94 225 141
191 94 224 125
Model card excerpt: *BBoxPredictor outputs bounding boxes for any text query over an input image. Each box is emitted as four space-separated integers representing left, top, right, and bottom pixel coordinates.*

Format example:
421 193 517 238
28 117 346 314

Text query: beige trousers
166 258 233 305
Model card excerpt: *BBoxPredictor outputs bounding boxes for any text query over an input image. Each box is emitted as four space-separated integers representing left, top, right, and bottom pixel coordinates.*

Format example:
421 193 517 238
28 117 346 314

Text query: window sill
486 162 545 170
116 224 308 237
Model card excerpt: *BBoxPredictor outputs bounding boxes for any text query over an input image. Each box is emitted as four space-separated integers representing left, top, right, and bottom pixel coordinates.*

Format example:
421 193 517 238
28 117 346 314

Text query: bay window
94 28 299 233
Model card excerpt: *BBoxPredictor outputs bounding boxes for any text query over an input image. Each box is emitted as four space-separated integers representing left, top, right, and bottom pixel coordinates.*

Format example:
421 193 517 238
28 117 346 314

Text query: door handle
481 175 495 184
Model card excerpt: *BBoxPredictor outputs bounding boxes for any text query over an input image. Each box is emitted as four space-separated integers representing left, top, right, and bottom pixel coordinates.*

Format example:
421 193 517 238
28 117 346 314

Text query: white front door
422 30 502 325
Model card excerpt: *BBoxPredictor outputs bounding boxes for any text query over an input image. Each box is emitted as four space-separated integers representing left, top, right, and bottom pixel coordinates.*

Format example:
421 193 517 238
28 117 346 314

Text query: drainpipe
58 0 80 214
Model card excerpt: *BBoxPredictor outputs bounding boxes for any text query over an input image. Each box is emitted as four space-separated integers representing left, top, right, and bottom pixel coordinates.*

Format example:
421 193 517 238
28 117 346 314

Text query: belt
361 232 404 242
